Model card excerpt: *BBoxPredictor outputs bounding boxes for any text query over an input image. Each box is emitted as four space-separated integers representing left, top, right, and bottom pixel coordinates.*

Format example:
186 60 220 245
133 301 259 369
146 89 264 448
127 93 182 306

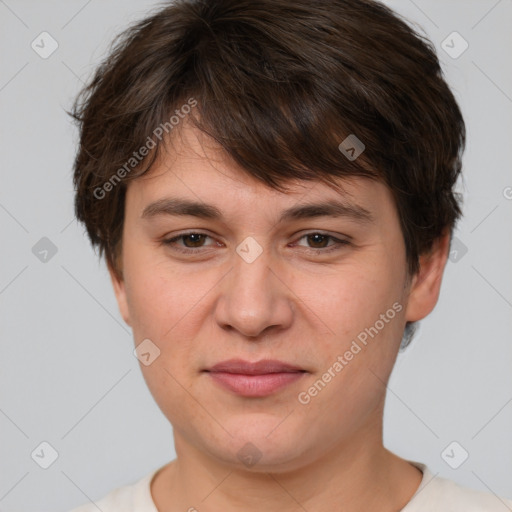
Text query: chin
200 416 318 473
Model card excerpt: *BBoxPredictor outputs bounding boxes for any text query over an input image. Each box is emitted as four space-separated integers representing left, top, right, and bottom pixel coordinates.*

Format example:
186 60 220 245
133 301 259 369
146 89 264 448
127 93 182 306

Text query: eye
162 232 218 254
293 232 350 254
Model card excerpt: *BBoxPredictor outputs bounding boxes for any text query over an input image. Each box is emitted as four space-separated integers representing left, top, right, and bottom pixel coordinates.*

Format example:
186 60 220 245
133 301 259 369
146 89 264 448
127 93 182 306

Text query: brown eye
305 233 331 249
294 232 350 255
179 233 208 248
163 232 217 253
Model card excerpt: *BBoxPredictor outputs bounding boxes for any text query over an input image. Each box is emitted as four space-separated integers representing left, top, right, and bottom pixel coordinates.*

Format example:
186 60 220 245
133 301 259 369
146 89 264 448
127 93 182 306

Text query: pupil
185 234 204 247
309 234 327 248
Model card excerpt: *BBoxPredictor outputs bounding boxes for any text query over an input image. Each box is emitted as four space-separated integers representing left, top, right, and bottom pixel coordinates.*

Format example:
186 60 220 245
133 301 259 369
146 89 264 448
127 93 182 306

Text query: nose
213 241 294 340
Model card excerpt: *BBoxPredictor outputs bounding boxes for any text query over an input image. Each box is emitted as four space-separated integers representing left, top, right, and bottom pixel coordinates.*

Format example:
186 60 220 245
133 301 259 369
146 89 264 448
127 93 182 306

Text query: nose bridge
214 237 292 338
234 242 272 298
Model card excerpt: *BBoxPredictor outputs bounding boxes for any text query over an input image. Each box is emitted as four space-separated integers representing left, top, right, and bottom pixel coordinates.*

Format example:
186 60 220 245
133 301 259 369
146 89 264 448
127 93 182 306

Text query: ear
108 262 131 326
404 229 452 323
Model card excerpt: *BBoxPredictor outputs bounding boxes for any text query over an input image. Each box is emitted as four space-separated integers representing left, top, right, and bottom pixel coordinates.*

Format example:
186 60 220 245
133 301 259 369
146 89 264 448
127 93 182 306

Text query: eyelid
294 232 348 243
293 229 352 243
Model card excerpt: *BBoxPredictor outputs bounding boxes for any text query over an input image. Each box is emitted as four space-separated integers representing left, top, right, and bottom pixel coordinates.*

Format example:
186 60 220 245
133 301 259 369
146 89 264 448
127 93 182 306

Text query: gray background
0 0 511 510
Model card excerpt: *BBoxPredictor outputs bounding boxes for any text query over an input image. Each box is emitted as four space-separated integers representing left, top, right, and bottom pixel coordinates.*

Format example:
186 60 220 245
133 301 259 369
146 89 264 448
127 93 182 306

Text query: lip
207 359 305 374
204 359 307 397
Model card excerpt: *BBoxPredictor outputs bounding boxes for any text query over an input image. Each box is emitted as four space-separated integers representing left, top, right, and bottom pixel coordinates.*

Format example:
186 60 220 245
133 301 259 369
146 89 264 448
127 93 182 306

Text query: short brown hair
71 0 465 278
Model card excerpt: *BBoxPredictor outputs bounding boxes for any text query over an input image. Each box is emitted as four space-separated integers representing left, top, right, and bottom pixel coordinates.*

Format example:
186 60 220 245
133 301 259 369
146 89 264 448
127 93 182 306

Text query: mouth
203 359 307 397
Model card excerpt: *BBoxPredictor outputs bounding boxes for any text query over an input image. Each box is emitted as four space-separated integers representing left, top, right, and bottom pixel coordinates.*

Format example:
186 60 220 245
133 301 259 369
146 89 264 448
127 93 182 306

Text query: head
71 0 465 471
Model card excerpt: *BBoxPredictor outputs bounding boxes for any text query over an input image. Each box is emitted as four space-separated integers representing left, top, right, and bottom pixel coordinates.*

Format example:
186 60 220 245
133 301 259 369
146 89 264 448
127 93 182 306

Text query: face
110 123 448 472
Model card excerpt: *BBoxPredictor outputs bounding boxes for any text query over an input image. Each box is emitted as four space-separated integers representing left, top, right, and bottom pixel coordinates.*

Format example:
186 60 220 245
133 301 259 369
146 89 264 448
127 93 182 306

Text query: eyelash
162 231 350 255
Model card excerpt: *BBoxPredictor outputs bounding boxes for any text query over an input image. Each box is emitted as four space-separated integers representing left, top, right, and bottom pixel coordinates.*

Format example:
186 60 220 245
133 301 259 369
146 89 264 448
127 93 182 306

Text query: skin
109 121 451 512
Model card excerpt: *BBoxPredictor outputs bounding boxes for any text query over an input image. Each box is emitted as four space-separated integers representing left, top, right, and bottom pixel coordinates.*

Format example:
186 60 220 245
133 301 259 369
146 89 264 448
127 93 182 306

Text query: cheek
122 243 206 340
297 260 406 402
122 255 210 422
303 263 404 345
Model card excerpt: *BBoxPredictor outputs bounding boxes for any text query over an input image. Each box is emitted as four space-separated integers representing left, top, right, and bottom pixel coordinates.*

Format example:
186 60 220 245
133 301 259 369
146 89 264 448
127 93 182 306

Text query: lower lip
206 371 305 397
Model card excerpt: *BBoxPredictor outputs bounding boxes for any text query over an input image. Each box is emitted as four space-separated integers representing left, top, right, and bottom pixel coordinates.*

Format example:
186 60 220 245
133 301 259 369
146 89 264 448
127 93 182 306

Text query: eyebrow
141 197 374 224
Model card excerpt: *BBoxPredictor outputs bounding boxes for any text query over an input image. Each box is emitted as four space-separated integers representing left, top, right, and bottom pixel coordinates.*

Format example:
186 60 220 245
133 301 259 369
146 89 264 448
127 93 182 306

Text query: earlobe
108 263 131 326
404 230 452 323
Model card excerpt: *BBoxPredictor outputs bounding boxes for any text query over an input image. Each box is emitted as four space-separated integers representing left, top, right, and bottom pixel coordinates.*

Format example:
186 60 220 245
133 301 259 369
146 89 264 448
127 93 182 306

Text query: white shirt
68 460 512 512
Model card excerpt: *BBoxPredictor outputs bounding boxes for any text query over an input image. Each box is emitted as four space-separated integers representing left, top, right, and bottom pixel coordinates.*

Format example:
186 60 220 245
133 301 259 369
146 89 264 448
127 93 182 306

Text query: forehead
126 122 394 223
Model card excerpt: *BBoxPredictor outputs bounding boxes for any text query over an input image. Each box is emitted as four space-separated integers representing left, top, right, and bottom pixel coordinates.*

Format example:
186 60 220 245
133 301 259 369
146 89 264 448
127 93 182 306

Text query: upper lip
205 359 305 375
